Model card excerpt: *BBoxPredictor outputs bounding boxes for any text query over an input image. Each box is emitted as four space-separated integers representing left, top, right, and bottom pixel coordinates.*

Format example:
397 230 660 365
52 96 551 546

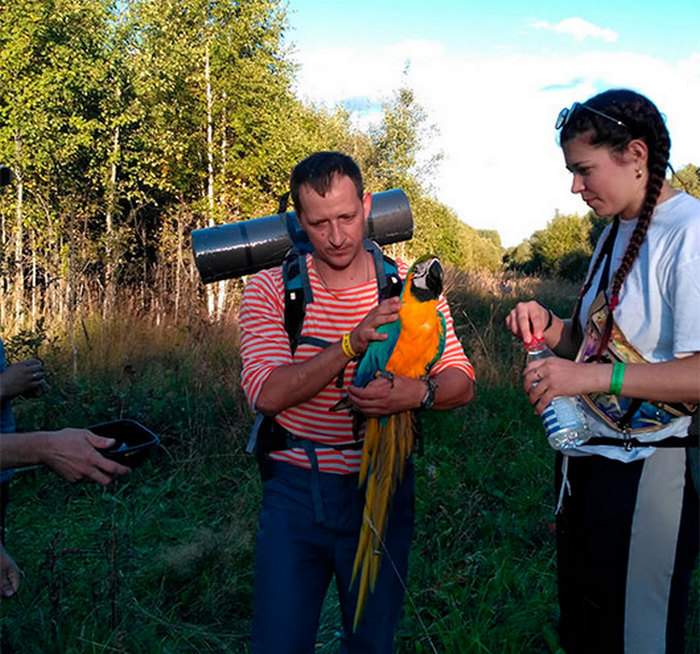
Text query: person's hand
346 374 423 417
505 301 551 346
40 429 130 485
524 358 602 413
0 358 45 400
0 544 21 598
349 297 401 355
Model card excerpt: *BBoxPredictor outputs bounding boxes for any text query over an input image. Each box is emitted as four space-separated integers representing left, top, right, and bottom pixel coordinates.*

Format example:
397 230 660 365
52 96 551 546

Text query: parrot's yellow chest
386 298 440 379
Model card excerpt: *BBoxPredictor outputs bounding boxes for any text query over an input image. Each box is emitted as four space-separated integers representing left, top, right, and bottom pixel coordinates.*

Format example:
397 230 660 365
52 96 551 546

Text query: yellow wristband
341 332 357 359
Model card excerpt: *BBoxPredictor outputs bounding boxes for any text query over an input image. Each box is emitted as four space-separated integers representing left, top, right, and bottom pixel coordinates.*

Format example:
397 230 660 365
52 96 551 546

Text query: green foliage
477 229 502 249
408 195 503 272
672 163 700 199
506 212 593 281
530 212 592 276
1 1 503 328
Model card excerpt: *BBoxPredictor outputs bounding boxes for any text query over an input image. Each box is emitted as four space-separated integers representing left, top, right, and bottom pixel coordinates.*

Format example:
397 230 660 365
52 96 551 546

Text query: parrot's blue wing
353 320 401 388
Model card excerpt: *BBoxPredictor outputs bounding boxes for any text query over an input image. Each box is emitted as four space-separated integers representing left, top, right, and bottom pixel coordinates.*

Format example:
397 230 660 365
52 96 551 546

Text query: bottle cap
524 336 545 351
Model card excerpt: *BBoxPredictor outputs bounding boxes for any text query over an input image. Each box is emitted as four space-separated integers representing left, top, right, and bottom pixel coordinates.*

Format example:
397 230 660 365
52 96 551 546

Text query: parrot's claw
330 394 352 412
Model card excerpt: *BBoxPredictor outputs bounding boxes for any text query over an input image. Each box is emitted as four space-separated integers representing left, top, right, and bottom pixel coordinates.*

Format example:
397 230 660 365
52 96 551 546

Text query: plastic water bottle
525 338 591 450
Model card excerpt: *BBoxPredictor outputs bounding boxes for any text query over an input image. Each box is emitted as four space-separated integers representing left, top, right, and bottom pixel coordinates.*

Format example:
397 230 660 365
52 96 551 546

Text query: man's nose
328 220 343 246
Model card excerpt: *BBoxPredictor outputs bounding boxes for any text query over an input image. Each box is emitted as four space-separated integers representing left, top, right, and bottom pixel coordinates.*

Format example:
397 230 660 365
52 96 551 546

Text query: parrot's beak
427 258 443 297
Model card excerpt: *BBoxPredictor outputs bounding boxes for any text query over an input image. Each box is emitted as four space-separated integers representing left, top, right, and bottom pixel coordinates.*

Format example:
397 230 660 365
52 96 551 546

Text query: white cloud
294 42 700 247
532 17 618 43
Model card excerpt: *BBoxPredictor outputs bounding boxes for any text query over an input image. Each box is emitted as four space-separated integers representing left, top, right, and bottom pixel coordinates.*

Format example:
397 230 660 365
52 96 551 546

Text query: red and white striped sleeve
431 296 476 382
238 267 291 410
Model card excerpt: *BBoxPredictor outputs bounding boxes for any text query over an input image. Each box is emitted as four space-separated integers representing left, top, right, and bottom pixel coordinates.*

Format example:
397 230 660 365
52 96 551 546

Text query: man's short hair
290 151 364 216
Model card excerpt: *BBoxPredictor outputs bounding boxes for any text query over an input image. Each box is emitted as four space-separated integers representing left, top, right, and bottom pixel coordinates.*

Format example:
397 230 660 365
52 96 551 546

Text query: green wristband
609 361 626 395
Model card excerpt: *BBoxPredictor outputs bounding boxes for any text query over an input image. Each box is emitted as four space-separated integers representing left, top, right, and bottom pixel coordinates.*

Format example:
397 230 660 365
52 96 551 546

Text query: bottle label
541 398 582 438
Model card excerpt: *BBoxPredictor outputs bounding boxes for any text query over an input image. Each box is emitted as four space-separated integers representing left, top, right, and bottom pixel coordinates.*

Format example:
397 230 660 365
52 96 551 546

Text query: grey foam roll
192 188 413 283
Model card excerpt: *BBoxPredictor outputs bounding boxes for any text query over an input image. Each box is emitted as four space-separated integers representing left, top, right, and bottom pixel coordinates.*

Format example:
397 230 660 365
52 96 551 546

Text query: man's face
297 174 371 271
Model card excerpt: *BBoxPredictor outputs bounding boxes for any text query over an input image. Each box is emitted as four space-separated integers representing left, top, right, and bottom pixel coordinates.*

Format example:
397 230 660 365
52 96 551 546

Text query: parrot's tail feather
358 418 380 487
352 544 372 631
351 410 416 631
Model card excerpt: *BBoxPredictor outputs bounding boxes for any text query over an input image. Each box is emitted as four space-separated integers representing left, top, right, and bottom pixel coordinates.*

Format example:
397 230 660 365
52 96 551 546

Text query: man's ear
362 192 372 220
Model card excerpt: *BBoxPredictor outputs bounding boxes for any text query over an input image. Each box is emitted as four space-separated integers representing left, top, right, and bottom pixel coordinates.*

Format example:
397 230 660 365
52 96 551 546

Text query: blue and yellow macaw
350 255 446 629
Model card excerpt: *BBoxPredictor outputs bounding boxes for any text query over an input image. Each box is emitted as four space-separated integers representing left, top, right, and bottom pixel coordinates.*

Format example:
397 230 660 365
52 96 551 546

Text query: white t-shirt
574 191 700 461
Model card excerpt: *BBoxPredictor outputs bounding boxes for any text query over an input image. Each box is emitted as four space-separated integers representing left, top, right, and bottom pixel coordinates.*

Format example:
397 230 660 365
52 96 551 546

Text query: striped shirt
239 255 474 474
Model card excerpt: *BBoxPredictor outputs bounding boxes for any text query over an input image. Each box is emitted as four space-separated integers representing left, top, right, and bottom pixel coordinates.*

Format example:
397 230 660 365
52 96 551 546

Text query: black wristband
539 304 553 332
419 377 438 410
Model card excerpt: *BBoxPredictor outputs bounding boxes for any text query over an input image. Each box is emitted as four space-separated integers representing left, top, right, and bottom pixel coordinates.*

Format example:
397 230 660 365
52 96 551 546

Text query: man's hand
0 358 45 400
0 544 21 598
350 297 401 355
346 374 424 417
40 429 130 485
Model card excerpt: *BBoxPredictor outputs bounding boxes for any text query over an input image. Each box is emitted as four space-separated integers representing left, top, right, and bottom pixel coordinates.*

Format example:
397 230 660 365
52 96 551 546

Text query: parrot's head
407 255 443 302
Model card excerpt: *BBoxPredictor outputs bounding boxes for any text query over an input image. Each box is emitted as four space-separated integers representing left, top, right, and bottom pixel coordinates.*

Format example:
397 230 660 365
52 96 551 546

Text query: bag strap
584 432 698 450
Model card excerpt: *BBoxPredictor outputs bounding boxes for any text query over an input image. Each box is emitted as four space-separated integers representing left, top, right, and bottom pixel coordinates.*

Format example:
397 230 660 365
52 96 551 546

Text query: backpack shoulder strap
283 251 313 353
364 239 402 301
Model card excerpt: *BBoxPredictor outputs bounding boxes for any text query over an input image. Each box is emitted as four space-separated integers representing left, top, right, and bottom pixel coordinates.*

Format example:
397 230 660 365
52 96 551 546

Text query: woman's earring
635 168 642 179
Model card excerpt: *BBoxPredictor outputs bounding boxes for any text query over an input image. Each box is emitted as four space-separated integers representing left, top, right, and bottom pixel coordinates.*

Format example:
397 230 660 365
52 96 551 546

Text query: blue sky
284 1 700 246
287 1 699 61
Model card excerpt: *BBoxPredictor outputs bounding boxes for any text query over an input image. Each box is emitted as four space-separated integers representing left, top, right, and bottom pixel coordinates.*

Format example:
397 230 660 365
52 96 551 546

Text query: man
239 151 474 653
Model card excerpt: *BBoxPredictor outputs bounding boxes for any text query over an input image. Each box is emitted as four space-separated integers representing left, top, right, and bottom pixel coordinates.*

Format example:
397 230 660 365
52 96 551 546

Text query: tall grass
0 272 697 653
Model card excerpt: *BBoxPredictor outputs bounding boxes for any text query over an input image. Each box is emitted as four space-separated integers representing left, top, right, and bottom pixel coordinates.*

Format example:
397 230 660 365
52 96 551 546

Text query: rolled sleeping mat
0 166 13 187
191 188 413 283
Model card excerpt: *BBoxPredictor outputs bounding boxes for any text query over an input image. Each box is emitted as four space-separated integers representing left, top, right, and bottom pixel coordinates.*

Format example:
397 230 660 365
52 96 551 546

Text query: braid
609 109 670 308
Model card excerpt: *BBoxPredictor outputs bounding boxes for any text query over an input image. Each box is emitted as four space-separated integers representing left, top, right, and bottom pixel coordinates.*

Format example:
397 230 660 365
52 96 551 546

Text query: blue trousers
251 460 415 654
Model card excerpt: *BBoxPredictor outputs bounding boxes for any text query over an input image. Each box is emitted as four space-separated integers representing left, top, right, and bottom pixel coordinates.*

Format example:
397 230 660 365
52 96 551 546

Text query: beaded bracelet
609 361 626 395
341 332 357 359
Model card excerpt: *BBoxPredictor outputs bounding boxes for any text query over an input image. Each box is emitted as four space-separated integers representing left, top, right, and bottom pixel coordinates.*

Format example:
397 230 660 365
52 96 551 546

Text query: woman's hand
0 358 45 400
0 544 21 598
505 301 551 345
524 358 606 413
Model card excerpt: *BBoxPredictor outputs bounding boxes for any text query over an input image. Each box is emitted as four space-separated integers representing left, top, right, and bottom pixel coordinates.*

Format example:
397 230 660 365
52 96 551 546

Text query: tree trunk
202 42 227 321
14 167 24 324
31 228 37 327
104 122 120 318
0 207 6 325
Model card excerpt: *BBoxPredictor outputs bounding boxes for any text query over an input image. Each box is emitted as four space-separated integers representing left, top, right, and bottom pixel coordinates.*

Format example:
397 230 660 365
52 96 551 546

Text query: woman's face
562 132 646 219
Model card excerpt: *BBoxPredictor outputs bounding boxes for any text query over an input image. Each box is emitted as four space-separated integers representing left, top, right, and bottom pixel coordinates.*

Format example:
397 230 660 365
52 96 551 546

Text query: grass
0 273 698 653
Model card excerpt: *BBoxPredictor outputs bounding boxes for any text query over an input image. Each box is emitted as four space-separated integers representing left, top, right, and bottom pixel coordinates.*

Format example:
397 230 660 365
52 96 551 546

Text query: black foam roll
191 188 413 283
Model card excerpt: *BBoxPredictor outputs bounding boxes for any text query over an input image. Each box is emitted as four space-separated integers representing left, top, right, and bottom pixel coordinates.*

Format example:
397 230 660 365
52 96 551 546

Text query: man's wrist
33 431 53 466
419 377 438 410
341 332 357 359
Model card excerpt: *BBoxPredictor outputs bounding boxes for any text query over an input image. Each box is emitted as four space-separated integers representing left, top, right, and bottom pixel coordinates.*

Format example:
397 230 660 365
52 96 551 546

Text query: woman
506 89 700 654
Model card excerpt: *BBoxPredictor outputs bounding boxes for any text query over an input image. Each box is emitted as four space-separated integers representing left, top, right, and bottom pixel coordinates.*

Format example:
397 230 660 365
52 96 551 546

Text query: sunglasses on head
556 102 628 130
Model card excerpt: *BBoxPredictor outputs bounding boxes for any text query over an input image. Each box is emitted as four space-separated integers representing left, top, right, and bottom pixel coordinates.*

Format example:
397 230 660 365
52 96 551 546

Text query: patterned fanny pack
575 290 696 435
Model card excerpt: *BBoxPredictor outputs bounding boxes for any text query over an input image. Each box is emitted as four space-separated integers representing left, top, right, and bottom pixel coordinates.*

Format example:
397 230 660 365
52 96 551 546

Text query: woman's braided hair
560 89 670 311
